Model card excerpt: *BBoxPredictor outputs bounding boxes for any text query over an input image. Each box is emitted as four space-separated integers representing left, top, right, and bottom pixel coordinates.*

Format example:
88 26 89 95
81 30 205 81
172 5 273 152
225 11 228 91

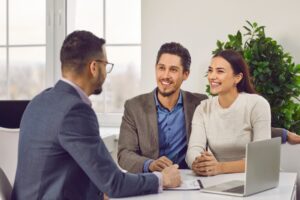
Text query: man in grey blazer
117 42 299 174
118 42 207 173
12 31 181 200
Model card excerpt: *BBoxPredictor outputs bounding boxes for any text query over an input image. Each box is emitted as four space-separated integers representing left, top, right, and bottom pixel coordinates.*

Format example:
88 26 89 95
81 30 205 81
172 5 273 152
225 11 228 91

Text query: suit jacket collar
54 80 82 99
144 90 159 156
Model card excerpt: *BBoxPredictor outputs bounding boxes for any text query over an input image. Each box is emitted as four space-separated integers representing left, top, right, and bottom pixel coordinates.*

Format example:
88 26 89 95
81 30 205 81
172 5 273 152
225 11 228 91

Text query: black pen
197 179 204 189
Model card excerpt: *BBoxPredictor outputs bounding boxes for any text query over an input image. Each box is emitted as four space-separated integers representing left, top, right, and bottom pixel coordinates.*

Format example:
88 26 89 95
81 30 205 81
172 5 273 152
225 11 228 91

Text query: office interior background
1 0 300 128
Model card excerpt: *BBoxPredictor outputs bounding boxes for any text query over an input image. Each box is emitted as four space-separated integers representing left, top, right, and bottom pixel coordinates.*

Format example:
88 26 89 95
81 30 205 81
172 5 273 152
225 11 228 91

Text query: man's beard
93 87 102 95
93 77 103 95
157 88 176 97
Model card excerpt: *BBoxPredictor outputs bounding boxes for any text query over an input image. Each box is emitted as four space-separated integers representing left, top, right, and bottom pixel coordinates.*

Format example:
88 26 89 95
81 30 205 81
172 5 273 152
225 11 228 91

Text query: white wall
141 0 300 94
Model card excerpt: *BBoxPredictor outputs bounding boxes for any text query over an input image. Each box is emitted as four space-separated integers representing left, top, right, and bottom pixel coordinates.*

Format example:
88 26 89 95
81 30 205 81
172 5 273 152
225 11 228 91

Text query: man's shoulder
126 91 154 105
30 84 89 116
182 90 208 102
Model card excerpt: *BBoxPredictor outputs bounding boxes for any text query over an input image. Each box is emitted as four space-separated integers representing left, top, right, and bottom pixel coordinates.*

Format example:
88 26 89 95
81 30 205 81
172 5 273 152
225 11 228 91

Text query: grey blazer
117 90 208 173
117 90 287 173
12 81 158 200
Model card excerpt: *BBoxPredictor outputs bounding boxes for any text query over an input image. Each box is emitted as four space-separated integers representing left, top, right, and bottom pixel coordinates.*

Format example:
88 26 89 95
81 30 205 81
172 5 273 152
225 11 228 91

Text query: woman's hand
191 151 221 176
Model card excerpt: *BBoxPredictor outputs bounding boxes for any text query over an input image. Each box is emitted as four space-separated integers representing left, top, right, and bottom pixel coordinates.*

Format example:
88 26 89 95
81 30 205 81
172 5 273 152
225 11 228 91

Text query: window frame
54 0 142 127
0 0 48 100
2 0 138 127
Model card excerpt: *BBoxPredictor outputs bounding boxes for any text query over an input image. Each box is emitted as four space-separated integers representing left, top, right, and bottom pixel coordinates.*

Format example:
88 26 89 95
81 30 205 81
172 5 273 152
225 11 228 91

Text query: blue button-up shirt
143 90 187 172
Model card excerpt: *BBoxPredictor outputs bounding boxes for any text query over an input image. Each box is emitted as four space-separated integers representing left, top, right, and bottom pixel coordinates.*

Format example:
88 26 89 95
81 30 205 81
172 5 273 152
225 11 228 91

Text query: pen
197 179 204 189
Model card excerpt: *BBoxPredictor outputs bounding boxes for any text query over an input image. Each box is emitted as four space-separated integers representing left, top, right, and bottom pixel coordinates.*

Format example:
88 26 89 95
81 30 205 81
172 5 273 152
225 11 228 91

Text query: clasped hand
192 151 221 176
148 156 181 188
149 156 173 172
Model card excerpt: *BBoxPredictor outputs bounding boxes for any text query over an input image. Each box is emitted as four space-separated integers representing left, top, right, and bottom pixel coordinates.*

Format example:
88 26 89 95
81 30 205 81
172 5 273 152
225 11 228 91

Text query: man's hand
191 151 221 176
287 131 300 144
103 193 109 200
161 164 181 188
149 156 173 172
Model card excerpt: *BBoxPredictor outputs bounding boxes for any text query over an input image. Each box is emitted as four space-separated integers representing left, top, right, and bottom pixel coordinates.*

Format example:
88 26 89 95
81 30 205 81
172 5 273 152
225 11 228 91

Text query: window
67 0 141 114
0 0 46 100
1 0 140 126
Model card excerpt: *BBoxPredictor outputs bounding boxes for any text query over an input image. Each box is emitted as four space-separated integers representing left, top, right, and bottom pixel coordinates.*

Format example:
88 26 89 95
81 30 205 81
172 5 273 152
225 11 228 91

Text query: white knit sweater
186 93 271 168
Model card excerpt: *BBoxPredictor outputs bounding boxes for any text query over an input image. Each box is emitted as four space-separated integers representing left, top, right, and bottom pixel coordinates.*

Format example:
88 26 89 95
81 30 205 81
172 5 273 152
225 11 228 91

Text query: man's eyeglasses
95 59 114 74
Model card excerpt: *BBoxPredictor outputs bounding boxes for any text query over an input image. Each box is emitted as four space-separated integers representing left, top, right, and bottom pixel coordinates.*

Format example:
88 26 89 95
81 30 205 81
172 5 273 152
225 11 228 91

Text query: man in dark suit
117 42 299 174
12 31 181 200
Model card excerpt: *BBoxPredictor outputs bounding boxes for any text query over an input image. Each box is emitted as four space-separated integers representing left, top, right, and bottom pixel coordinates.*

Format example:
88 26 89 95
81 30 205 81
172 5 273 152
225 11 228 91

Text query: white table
112 169 297 200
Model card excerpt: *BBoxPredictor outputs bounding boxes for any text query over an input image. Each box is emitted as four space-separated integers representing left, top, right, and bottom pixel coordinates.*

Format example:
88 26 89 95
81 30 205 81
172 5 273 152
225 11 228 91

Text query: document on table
167 179 203 190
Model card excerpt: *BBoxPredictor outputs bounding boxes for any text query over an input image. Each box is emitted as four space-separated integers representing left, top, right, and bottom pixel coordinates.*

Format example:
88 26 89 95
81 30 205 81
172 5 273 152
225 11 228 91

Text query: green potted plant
211 21 300 133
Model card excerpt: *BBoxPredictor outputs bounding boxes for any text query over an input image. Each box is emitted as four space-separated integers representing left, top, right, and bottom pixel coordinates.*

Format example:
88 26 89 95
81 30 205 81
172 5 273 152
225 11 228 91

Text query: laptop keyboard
223 185 244 193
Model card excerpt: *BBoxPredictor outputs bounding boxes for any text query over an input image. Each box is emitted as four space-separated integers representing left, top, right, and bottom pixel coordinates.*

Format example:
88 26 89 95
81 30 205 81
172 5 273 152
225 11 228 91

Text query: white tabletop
112 169 297 200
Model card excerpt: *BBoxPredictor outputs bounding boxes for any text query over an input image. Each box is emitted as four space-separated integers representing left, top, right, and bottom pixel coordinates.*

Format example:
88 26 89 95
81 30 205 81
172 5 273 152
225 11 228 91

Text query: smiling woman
186 50 271 176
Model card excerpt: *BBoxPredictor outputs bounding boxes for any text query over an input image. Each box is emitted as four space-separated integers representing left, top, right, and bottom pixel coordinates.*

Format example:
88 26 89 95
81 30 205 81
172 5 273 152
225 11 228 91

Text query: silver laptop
201 137 281 197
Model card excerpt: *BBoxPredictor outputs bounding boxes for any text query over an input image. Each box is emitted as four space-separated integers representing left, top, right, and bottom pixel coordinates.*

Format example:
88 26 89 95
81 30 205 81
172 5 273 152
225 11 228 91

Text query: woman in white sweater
186 49 271 176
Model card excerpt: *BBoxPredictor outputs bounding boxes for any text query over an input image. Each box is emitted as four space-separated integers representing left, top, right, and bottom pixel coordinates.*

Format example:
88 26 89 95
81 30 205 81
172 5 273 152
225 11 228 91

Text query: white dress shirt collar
60 78 92 107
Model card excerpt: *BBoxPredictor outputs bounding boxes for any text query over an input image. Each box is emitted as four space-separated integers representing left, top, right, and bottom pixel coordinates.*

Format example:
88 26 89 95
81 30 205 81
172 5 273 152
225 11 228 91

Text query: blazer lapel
144 90 160 158
182 91 197 141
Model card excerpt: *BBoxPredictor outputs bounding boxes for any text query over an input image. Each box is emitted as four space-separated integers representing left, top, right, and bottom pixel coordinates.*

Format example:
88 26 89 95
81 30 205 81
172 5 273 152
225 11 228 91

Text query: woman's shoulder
239 93 270 107
195 96 217 113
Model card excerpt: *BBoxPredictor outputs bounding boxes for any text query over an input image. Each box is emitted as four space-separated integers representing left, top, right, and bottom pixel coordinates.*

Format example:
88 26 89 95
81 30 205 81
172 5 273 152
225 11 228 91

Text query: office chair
0 167 12 200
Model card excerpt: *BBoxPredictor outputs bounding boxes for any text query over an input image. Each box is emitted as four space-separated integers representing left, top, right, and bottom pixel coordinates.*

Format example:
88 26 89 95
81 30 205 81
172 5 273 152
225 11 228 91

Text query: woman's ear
235 73 243 84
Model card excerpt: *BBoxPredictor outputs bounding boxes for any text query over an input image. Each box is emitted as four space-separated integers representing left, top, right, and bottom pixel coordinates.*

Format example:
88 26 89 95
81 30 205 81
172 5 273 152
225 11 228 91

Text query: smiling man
117 42 207 173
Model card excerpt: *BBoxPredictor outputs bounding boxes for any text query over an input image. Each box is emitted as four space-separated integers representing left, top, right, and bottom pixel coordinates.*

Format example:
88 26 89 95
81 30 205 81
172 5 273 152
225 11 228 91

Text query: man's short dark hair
60 30 106 74
156 42 191 72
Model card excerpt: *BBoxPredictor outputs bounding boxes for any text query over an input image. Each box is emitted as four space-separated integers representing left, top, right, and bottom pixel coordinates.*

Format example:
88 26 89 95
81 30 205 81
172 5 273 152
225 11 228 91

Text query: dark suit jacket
12 81 158 200
117 90 208 173
117 90 286 173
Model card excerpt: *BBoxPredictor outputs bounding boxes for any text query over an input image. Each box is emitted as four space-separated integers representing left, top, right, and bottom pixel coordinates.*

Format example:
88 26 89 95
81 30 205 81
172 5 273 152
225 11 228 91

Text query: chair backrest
280 143 300 199
0 128 19 185
0 167 12 200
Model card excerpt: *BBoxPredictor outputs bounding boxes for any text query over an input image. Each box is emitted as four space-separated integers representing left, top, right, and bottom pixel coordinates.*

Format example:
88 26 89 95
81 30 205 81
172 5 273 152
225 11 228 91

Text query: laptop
201 137 281 197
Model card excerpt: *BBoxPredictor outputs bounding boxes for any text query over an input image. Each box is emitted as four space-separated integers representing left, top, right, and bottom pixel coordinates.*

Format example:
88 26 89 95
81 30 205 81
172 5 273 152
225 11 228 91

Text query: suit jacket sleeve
58 102 158 197
271 127 285 143
118 100 152 173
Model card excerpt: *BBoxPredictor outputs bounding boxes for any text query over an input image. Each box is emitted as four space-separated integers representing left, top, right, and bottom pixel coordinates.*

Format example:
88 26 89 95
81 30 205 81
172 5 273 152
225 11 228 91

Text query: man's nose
162 69 171 78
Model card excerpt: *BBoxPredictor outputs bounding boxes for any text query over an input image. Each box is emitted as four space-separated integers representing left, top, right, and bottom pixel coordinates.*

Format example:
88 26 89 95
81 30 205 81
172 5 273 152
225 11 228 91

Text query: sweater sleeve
186 104 207 168
250 96 272 141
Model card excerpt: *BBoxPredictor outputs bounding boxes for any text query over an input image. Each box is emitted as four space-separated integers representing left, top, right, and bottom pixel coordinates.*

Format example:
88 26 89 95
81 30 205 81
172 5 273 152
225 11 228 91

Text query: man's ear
183 70 190 81
89 61 98 77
